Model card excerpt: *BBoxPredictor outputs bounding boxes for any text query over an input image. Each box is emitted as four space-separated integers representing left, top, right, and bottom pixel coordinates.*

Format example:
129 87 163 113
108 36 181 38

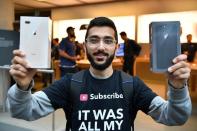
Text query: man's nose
97 40 105 49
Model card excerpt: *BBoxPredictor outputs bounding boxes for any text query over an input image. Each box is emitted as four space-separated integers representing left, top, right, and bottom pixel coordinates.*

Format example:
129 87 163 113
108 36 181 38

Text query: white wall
51 0 197 42
138 11 197 43
53 16 135 44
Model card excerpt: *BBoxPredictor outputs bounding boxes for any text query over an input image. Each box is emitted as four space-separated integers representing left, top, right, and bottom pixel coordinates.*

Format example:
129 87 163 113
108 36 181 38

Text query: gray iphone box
149 21 181 73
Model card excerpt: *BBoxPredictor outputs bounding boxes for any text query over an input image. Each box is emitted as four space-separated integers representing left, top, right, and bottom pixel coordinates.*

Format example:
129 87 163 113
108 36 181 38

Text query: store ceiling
14 0 126 11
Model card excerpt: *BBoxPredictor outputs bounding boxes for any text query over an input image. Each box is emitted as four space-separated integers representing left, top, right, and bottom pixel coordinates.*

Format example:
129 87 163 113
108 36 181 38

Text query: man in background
181 34 197 62
120 32 141 75
59 27 79 77
51 38 60 60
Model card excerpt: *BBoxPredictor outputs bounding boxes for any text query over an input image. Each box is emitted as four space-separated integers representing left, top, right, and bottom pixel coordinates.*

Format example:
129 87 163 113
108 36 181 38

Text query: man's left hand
167 54 191 89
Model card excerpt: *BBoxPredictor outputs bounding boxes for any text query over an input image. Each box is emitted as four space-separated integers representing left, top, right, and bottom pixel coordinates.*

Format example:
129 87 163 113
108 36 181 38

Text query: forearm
7 84 54 121
59 50 76 61
148 84 192 125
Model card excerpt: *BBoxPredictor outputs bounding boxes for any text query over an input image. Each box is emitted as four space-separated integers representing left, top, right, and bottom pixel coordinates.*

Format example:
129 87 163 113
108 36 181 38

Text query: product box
149 21 181 73
0 30 19 66
19 16 52 68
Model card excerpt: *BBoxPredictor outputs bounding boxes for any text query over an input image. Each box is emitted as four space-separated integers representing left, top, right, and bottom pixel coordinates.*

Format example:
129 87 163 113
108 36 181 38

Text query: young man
120 31 141 75
181 34 197 62
59 26 79 77
8 17 191 131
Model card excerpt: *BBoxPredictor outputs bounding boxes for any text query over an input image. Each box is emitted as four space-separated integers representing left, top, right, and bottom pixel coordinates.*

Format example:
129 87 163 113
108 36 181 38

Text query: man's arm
59 49 77 62
148 84 192 125
7 83 54 121
148 54 192 125
8 49 56 121
59 38 78 62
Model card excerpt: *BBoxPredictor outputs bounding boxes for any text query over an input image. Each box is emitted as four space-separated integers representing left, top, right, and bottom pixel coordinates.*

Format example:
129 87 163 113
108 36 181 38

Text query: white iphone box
19 16 52 68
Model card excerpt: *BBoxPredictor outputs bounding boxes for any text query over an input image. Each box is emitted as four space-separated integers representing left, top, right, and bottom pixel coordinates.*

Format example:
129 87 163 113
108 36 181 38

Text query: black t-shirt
181 42 197 62
43 70 156 131
124 39 141 58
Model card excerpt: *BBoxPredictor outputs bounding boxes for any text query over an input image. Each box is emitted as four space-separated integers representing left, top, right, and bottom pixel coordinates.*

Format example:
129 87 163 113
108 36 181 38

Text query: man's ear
115 43 119 50
83 42 87 55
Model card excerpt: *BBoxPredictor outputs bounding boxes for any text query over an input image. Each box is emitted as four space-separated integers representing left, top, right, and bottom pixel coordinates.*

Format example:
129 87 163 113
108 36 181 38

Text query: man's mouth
93 52 108 61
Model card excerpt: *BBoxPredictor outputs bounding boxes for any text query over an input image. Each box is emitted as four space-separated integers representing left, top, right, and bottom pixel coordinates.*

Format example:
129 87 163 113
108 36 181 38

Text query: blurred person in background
181 34 197 62
59 27 80 77
51 38 60 60
42 38 60 87
120 32 141 75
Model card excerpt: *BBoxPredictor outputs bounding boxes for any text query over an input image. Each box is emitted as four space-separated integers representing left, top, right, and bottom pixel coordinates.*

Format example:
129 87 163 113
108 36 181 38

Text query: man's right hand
9 50 37 90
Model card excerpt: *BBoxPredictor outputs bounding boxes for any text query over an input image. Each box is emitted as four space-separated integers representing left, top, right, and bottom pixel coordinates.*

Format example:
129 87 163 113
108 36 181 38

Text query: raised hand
167 54 191 88
9 50 37 90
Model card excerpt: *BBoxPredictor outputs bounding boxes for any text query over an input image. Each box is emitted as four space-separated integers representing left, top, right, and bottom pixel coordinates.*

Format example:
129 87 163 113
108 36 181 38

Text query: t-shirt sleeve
59 39 66 51
133 76 157 114
43 74 71 110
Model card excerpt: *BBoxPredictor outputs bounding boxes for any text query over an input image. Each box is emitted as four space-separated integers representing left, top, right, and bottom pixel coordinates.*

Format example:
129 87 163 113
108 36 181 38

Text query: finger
9 68 27 77
11 56 31 68
10 64 28 74
171 67 191 77
172 54 187 64
168 61 189 73
174 72 190 80
13 50 26 57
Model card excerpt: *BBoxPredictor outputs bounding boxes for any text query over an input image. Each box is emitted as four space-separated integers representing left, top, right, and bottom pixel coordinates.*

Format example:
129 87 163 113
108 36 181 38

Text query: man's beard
86 50 115 71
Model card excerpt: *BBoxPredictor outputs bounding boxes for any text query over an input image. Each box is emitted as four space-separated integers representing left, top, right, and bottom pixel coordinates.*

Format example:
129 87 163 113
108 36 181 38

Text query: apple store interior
0 0 197 131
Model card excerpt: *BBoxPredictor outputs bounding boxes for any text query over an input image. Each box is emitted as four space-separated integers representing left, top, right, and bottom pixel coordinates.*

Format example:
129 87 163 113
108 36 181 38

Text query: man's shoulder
71 70 89 82
128 39 136 43
191 42 197 46
60 37 69 43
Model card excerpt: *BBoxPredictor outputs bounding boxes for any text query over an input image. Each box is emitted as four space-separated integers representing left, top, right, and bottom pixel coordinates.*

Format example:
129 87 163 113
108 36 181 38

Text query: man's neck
124 38 129 43
89 65 113 79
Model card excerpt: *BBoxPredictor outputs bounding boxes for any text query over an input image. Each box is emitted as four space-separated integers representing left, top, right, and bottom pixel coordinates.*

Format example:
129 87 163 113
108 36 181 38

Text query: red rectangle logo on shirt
80 94 88 101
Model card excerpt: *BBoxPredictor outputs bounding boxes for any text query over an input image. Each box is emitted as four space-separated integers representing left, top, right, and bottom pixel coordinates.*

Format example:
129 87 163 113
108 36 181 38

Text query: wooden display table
134 57 166 84
134 57 197 92
190 63 197 91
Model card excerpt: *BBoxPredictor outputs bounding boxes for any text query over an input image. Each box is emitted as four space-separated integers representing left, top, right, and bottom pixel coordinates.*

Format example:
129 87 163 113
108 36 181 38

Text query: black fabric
43 74 72 110
43 70 157 131
66 70 87 131
123 39 141 75
51 45 59 60
181 42 197 62
123 39 141 58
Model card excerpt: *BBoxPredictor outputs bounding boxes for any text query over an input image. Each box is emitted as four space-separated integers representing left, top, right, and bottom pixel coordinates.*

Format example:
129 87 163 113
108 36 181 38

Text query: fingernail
172 59 176 63
168 67 172 72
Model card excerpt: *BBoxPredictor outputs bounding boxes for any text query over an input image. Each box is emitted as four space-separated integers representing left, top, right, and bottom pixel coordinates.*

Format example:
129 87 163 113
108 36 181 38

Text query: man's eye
90 38 99 44
104 39 113 44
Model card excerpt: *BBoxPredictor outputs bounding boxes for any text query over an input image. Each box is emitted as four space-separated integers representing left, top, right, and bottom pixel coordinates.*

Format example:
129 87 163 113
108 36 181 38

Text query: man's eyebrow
88 35 99 38
88 35 114 39
103 36 114 39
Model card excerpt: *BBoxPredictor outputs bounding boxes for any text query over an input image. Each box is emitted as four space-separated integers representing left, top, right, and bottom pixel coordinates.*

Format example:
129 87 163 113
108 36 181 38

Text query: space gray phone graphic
149 21 181 73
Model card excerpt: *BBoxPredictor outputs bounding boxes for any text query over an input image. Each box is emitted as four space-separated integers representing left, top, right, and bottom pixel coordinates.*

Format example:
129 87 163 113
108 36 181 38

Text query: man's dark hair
186 34 192 37
66 26 75 33
54 38 59 43
120 31 127 36
85 17 118 42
